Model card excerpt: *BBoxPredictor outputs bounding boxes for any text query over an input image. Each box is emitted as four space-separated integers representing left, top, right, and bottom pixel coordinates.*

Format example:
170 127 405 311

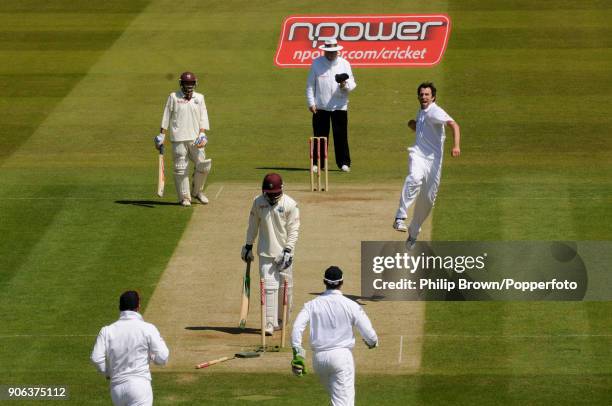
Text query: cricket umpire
241 173 300 335
393 82 461 248
91 291 169 406
291 266 378 406
154 71 212 207
306 39 356 173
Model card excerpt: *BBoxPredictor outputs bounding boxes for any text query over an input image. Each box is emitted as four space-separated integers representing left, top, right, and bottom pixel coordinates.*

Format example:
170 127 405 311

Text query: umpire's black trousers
312 109 350 169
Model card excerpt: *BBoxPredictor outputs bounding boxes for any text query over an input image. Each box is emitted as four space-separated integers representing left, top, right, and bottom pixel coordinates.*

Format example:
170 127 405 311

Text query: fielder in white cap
306 39 356 173
291 266 378 406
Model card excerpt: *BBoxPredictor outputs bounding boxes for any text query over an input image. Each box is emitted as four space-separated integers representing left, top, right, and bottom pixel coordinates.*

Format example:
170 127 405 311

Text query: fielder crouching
241 173 300 335
291 266 378 406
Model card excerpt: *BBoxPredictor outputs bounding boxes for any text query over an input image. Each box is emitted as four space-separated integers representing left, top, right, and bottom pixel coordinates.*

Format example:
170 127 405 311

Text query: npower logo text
275 15 451 68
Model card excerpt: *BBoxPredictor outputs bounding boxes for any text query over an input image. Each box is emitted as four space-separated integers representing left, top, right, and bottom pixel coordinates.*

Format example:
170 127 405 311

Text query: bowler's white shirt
90 311 169 386
412 102 453 159
246 194 300 258
292 290 378 352
306 56 356 111
161 90 210 142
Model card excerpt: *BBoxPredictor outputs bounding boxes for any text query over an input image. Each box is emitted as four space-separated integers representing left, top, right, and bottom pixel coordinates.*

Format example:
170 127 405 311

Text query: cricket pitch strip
145 183 429 374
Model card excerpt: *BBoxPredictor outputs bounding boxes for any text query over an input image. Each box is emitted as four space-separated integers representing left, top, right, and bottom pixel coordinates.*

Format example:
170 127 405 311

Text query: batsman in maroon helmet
154 71 212 207
241 173 301 335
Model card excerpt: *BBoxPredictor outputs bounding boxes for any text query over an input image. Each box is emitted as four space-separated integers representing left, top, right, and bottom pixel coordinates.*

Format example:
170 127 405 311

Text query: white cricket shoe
393 219 407 232
406 235 417 250
312 165 318 173
341 165 351 172
192 193 209 204
180 199 191 207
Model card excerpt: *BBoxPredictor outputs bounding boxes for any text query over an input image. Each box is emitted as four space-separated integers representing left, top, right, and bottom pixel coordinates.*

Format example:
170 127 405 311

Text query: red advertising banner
275 15 451 68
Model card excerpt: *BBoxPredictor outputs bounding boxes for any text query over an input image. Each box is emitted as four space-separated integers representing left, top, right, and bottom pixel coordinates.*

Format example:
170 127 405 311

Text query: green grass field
1 0 611 404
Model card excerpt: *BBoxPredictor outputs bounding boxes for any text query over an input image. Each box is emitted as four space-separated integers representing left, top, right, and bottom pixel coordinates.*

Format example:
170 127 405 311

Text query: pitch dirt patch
146 183 429 374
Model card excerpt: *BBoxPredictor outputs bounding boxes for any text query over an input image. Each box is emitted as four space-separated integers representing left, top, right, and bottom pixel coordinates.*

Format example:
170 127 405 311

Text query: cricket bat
238 260 251 329
195 356 233 369
157 144 165 197
195 351 260 369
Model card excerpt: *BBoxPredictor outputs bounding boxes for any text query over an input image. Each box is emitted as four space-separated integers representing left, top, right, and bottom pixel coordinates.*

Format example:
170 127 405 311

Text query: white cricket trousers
172 141 207 201
110 377 153 406
313 348 355 406
396 150 442 238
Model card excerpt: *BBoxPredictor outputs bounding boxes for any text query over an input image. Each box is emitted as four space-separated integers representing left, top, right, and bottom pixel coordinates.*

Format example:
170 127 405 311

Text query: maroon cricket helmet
179 71 197 94
262 173 283 193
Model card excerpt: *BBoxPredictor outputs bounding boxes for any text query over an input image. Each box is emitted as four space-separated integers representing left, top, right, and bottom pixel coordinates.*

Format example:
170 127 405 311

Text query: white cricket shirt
90 311 169 386
291 290 378 352
412 102 453 159
306 56 356 111
160 90 210 142
245 194 300 258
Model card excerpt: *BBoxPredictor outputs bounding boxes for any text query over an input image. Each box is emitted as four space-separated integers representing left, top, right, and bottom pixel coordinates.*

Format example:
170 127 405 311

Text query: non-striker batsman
154 71 212 207
241 173 300 335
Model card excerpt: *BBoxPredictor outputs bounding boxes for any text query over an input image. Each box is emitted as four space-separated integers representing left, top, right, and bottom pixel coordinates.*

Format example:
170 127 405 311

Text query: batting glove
241 244 254 262
363 339 378 349
194 132 207 147
274 248 293 270
154 133 165 149
291 347 307 376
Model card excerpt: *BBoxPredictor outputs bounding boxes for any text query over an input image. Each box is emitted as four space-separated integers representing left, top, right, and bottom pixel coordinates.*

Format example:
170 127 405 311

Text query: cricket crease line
398 335 403 364
214 184 224 200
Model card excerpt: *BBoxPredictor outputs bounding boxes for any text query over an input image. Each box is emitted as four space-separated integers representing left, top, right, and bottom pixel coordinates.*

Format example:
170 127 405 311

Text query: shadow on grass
185 326 261 335
256 166 341 172
115 200 179 208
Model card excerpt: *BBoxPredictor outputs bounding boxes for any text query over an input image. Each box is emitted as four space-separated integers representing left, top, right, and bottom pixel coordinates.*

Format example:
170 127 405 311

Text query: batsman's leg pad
172 142 190 200
260 257 280 327
278 266 293 324
192 158 212 194
266 288 278 328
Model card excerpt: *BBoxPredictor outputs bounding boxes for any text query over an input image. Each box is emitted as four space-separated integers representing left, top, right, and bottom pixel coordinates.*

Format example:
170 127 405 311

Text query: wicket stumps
260 278 266 350
309 136 328 192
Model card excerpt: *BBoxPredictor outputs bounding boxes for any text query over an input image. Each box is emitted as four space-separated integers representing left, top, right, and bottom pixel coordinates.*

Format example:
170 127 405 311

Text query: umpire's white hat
318 39 343 52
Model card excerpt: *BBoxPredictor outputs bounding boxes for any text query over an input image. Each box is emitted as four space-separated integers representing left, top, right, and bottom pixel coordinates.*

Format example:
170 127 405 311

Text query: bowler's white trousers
110 377 153 406
313 348 355 406
396 149 442 238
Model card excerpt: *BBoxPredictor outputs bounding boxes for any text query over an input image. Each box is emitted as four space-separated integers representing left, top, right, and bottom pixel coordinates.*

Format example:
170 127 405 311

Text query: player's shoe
341 165 351 172
312 165 318 174
265 322 274 336
406 235 417 250
180 198 191 207
393 219 408 232
192 193 209 204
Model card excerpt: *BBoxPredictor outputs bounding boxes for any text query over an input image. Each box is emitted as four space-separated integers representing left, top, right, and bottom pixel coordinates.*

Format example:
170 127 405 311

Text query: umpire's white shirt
90 311 169 386
412 102 453 159
291 290 378 352
161 90 210 142
246 194 300 258
306 56 356 111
